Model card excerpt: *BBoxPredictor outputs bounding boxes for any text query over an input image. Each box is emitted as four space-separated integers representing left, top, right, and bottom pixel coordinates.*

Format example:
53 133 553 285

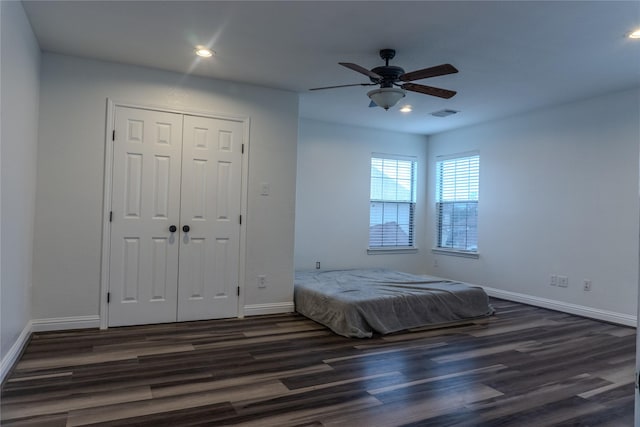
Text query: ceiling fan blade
369 100 377 108
309 83 376 91
339 62 383 81
400 64 458 82
402 83 457 99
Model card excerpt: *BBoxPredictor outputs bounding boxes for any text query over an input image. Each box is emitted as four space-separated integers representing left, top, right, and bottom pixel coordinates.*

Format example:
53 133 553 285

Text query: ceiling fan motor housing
370 49 404 87
370 66 405 87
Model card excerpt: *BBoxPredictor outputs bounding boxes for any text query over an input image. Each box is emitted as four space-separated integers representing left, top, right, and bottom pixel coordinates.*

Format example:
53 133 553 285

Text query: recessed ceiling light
628 29 640 39
195 47 214 58
399 105 412 113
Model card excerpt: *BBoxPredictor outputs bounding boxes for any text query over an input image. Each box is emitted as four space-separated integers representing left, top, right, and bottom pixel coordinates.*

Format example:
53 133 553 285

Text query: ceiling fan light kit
310 48 458 110
367 87 406 110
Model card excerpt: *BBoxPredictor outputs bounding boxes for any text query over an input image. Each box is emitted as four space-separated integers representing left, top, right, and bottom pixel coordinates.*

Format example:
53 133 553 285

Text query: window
436 153 479 253
369 154 417 250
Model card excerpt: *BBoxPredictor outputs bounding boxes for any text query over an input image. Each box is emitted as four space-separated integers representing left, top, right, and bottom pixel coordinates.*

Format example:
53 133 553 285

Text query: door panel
178 115 242 321
109 107 183 326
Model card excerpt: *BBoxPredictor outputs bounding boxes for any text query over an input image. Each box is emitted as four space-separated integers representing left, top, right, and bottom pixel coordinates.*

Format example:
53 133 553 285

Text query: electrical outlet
558 276 569 288
433 259 439 268
583 280 592 291
258 275 266 288
315 261 320 270
550 275 557 286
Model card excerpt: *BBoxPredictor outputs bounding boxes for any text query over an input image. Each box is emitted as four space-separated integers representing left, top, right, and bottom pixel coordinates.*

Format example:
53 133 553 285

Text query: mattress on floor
294 268 494 338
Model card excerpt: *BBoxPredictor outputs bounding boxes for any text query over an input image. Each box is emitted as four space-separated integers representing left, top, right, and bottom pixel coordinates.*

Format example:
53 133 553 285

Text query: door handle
182 225 190 233
169 225 177 233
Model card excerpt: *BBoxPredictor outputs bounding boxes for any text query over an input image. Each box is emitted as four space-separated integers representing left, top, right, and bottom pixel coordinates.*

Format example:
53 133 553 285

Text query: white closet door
177 115 243 321
109 107 183 326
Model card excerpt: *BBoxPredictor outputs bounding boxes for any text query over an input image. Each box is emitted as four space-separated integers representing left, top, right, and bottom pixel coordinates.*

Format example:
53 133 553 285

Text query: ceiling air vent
431 109 459 117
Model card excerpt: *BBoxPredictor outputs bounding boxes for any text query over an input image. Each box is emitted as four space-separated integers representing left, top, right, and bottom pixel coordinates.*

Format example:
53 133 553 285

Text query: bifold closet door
108 107 183 327
177 115 243 321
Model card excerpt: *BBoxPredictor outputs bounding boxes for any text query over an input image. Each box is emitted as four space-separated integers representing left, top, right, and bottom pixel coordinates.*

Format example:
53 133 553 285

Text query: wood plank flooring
1 299 635 426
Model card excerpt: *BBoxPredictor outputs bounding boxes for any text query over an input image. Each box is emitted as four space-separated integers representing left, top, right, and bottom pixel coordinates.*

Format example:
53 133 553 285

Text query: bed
294 269 494 338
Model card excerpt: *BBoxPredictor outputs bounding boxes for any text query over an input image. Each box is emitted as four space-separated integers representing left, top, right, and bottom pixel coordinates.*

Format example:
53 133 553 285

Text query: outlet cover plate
558 276 569 288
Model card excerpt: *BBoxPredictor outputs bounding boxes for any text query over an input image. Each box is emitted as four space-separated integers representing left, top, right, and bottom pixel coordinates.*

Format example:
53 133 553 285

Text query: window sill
367 247 418 255
431 248 479 259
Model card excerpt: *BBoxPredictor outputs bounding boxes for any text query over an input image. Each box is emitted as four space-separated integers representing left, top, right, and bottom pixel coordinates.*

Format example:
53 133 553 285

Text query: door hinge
241 144 244 154
239 215 242 225
109 211 113 222
112 130 115 141
107 292 111 303
237 286 240 296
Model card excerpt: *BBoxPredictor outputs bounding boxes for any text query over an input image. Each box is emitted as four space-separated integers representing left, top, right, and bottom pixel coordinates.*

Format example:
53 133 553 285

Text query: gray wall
295 119 429 273
32 53 298 321
1 1 40 363
426 88 640 318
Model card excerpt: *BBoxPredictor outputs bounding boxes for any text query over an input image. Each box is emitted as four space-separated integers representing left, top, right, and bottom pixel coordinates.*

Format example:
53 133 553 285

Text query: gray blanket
294 269 494 338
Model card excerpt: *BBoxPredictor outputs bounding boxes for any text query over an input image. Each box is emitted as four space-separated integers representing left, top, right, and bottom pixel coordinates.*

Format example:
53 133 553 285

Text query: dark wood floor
1 298 635 426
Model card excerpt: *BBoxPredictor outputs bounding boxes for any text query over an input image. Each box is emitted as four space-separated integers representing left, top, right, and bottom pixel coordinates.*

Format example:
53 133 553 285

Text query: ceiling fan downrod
379 48 396 66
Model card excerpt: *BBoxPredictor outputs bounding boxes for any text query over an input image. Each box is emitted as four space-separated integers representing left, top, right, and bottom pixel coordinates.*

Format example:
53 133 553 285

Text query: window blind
436 154 479 252
369 155 417 248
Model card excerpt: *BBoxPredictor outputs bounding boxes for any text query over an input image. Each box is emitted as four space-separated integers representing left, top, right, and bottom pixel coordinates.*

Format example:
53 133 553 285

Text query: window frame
368 153 418 254
433 151 479 258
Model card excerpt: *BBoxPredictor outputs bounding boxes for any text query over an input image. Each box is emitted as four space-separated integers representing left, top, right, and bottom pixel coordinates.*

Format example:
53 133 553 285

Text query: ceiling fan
310 49 458 110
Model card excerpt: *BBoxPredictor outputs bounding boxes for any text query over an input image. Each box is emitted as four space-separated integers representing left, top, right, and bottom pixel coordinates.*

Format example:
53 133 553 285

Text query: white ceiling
22 1 640 135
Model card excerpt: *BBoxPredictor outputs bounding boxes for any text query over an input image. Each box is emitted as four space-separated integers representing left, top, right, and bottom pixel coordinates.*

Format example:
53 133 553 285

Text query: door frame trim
99 99 250 329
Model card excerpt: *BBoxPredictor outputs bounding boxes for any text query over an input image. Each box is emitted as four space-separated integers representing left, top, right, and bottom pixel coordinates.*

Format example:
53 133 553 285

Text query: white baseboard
243 302 295 317
483 286 637 327
31 315 101 332
1 321 32 383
